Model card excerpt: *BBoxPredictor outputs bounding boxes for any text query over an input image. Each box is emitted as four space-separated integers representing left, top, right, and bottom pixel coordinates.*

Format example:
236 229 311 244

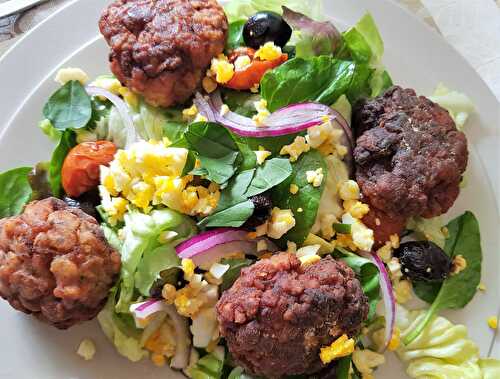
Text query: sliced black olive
243 11 292 49
243 192 273 229
393 241 452 283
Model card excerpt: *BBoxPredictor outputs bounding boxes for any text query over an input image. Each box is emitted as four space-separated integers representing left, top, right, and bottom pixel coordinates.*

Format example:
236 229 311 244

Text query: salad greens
335 248 381 321
272 150 327 244
405 212 482 345
226 20 246 51
48 130 76 198
43 80 92 131
261 57 371 111
0 167 33 218
244 158 292 197
189 351 225 379
116 209 196 313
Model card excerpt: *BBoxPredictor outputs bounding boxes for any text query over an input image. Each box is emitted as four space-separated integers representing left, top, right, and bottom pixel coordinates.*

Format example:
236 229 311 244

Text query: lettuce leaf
429 83 475 130
97 288 148 362
395 306 500 379
116 209 195 312
0 167 33 218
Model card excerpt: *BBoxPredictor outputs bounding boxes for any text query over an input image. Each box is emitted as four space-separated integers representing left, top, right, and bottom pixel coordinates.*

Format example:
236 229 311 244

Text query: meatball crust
0 198 121 329
99 0 228 107
353 86 468 220
216 253 368 379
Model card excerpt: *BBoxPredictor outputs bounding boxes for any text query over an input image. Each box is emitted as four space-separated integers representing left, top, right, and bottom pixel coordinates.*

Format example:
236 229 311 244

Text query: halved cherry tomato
225 53 288 91
62 141 117 197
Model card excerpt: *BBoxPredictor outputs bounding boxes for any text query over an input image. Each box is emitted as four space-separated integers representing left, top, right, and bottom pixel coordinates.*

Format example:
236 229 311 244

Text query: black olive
393 241 452 283
63 188 101 220
243 11 292 49
243 192 273 229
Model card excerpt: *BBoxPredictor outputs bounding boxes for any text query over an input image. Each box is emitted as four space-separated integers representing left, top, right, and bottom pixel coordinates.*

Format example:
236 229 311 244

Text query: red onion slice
195 92 353 150
85 86 138 148
175 227 276 270
362 251 396 351
130 299 168 320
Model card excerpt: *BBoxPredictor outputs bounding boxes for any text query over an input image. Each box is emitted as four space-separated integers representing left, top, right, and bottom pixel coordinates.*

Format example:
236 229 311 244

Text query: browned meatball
0 198 121 329
353 86 468 222
362 207 406 247
99 0 228 107
216 253 368 379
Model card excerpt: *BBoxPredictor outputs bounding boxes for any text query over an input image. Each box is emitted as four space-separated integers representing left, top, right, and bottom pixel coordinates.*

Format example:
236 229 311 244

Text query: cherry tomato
62 141 117 198
225 53 288 91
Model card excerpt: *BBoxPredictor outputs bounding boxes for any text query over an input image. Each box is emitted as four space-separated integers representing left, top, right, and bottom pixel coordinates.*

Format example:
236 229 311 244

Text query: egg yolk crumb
320 334 355 364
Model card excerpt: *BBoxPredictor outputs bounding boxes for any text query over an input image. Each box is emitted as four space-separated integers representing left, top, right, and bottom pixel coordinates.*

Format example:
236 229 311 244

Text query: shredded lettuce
429 83 475 130
395 306 500 379
224 0 323 23
116 209 196 313
188 349 225 379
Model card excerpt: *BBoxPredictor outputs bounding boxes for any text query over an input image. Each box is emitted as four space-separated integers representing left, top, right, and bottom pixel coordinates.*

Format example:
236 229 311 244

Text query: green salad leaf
222 90 260 118
336 248 380 321
404 211 482 345
189 351 225 379
97 288 148 362
226 20 246 51
48 130 76 198
0 167 33 218
271 150 327 244
261 56 371 111
184 122 240 184
220 258 253 291
38 119 62 143
244 158 292 197
202 200 255 228
116 209 195 312
43 80 92 131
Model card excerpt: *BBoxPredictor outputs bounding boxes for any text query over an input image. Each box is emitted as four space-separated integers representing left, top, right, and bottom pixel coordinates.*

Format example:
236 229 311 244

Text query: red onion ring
359 251 396 351
85 86 138 148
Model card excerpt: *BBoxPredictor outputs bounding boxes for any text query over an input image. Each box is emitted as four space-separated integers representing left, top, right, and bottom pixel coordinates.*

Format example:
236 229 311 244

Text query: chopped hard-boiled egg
280 136 311 162
255 147 272 165
267 207 296 239
342 213 374 251
55 67 89 85
255 42 282 61
252 99 271 126
339 180 361 201
352 348 386 376
76 338 96 361
234 55 252 71
210 54 235 84
320 334 355 364
289 183 299 194
394 279 413 304
100 140 220 223
191 307 219 348
306 168 324 187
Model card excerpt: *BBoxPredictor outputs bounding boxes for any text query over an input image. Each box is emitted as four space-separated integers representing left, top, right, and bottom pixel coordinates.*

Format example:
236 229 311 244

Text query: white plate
0 0 498 378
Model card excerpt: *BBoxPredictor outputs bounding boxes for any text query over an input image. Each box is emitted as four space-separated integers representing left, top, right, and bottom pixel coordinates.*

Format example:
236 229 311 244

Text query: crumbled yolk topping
252 99 271 126
306 168 324 187
488 316 498 330
100 140 220 224
267 207 296 239
182 258 195 280
289 184 299 194
320 334 355 364
388 328 401 351
209 54 235 84
280 136 311 162
255 42 282 61
255 146 272 165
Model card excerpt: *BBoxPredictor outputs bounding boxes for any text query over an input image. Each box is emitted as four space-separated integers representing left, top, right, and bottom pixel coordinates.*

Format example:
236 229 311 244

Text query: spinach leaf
0 167 33 218
240 134 299 155
337 248 380 321
49 130 76 198
226 20 246 51
336 356 353 379
184 122 240 184
220 258 253 291
222 89 260 118
260 56 371 111
201 200 255 228
43 80 92 130
218 169 256 210
244 158 292 197
271 150 327 244
403 211 482 345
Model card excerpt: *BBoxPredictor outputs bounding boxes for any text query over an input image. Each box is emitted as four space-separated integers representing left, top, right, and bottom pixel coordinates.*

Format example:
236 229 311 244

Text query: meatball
99 0 228 107
353 86 468 222
216 253 368 378
0 198 121 329
362 208 406 247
